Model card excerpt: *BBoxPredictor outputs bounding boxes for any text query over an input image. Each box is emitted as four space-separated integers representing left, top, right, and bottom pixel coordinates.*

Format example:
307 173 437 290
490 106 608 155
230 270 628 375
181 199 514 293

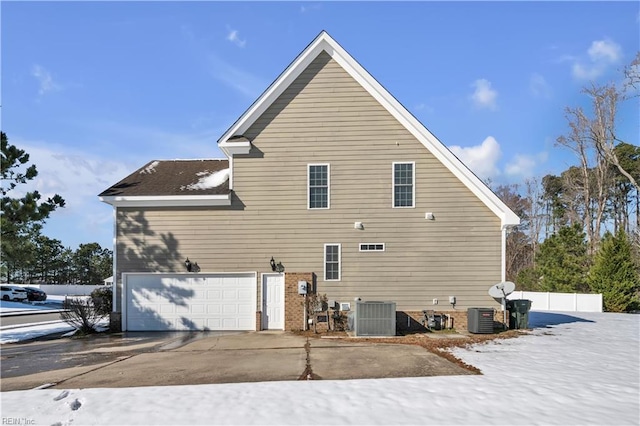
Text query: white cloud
588 39 621 63
31 64 61 95
505 152 548 178
9 138 134 248
572 62 602 80
206 52 266 98
470 79 498 110
300 3 322 13
449 136 502 180
530 73 552 99
413 103 434 114
183 25 263 97
571 39 622 80
226 29 246 48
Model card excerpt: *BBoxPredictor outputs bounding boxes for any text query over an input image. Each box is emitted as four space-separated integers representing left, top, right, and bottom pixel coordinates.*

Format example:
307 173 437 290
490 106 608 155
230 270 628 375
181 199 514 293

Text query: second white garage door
123 273 256 331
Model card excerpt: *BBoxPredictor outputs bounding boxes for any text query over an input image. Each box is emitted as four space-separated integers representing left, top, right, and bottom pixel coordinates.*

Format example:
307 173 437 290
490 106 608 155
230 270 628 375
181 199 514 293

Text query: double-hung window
393 162 415 208
308 164 330 209
324 244 341 281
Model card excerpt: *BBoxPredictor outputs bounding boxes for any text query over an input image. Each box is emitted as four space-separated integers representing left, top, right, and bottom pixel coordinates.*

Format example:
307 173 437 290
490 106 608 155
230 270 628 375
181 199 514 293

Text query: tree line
499 53 640 312
1 132 112 285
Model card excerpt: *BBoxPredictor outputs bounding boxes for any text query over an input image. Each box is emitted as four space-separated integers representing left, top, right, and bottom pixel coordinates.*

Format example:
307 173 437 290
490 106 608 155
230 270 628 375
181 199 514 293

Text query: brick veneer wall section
399 309 507 333
255 311 262 331
284 272 315 331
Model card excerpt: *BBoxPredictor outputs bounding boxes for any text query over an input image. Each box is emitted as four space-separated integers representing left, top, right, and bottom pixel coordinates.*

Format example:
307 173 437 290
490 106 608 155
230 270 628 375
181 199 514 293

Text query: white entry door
262 273 284 330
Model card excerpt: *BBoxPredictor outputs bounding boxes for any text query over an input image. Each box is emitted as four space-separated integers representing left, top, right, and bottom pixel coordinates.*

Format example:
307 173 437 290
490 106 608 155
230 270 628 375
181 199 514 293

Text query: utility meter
298 281 308 295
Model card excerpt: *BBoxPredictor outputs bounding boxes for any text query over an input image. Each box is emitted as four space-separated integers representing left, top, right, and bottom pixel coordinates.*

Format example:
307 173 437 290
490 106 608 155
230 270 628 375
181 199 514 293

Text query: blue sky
2 1 639 251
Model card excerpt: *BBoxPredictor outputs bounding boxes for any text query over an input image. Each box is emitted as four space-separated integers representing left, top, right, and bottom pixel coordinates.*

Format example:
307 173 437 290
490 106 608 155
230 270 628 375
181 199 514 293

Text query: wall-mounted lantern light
185 258 192 272
270 257 285 273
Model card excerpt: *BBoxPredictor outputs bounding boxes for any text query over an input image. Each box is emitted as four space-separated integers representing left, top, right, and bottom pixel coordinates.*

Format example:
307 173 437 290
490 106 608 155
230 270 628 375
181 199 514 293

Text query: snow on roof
139 161 160 174
182 168 230 191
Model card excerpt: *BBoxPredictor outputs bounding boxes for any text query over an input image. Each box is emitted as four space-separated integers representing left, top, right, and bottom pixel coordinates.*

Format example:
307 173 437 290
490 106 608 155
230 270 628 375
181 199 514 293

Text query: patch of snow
0 321 75 344
139 161 160 174
0 311 638 425
1 295 65 313
182 168 230 190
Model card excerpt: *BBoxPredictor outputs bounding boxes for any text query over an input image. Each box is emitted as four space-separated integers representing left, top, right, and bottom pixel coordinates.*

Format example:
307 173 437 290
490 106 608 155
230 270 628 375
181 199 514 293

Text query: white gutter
99 194 231 208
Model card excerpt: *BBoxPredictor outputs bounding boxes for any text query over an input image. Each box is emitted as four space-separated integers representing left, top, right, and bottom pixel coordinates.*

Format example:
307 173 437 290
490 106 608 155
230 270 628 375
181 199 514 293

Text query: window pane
310 187 328 208
326 263 338 280
325 244 340 280
394 163 413 184
394 163 414 207
394 186 412 207
326 245 337 260
309 165 328 209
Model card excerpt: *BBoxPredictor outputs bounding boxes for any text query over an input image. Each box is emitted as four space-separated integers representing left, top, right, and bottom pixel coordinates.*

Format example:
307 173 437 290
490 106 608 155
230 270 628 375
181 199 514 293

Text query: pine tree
588 230 640 312
537 223 589 292
1 132 65 282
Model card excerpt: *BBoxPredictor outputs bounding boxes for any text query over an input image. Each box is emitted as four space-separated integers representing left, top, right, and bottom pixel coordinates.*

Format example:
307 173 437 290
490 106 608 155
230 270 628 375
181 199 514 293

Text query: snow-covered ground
0 296 76 344
1 311 638 425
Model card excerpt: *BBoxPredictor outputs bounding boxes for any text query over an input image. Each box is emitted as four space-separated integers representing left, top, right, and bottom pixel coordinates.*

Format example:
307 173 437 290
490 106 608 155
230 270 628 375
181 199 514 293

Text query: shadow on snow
528 311 595 328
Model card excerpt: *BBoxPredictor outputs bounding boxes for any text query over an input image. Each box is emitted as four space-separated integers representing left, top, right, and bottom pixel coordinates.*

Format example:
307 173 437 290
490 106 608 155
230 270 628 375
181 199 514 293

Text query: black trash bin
507 299 532 329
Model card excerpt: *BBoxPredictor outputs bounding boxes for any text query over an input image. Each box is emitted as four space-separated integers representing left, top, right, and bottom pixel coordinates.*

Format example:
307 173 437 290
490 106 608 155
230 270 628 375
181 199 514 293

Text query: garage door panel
223 304 237 314
160 304 175 314
238 304 253 314
207 290 222 299
237 318 254 329
207 318 222 329
239 289 252 298
187 304 202 314
125 273 256 331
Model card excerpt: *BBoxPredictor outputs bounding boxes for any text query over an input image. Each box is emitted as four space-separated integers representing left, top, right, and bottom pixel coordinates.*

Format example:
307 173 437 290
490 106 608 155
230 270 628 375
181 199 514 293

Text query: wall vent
349 301 396 336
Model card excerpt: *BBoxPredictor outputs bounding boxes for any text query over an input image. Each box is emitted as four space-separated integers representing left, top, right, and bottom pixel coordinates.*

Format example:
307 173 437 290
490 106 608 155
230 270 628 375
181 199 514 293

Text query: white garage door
123 273 256 331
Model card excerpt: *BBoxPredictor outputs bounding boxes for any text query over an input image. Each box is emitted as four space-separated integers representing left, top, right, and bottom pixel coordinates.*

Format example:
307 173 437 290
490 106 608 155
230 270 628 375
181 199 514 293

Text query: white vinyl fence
507 291 603 313
26 284 108 296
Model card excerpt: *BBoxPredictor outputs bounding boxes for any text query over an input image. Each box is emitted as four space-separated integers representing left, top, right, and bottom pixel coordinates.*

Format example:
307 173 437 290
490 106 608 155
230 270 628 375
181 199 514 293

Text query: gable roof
218 31 519 228
99 159 231 207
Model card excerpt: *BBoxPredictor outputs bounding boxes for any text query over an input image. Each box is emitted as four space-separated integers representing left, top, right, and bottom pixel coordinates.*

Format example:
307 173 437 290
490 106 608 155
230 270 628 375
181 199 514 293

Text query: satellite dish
489 281 516 331
488 281 515 299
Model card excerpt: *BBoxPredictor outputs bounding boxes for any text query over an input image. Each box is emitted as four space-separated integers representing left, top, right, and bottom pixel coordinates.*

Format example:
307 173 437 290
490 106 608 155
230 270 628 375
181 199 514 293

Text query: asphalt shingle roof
99 159 230 197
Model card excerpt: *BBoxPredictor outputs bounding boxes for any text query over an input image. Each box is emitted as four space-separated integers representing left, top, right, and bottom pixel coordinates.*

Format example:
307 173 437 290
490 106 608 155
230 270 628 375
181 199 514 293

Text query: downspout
111 206 117 315
501 225 507 283
228 155 234 190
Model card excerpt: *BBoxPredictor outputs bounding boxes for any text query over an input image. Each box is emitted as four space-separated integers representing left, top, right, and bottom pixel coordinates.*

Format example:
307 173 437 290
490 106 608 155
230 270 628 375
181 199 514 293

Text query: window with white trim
359 243 385 252
324 244 341 281
308 164 330 209
393 162 415 208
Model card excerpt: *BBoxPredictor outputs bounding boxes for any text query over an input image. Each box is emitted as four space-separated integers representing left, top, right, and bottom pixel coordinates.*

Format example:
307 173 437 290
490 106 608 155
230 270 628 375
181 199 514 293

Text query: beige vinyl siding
115 51 502 312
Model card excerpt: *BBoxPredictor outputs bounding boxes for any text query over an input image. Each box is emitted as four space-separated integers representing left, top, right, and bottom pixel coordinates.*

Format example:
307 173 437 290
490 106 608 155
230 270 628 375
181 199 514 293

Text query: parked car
1 285 28 302
23 286 47 302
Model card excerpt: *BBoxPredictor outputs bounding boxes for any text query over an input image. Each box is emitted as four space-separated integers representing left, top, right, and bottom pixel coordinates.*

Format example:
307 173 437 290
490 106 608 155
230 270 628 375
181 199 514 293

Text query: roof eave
99 194 231 208
219 140 251 157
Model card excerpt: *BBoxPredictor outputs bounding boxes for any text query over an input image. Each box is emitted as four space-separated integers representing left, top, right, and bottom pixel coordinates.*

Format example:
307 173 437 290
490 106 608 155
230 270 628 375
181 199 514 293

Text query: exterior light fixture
270 257 285 273
185 258 192 272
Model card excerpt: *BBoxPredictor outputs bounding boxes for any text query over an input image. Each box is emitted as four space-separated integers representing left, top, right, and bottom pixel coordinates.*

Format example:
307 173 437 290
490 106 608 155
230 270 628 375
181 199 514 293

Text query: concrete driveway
1 331 474 391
